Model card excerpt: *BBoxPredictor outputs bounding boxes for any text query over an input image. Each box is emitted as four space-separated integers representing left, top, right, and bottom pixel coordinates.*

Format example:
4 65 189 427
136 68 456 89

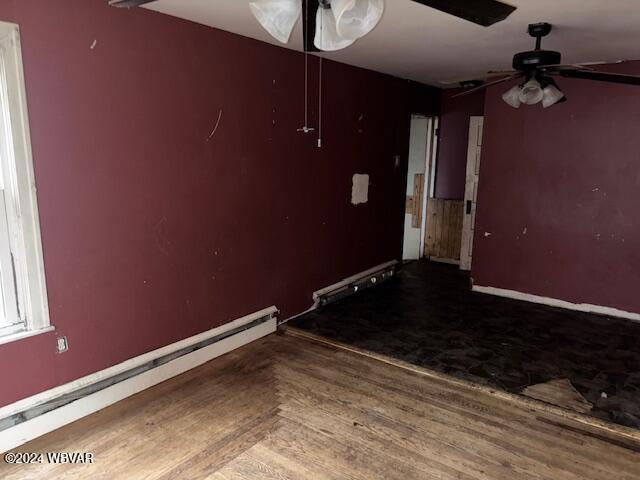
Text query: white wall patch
351 174 370 205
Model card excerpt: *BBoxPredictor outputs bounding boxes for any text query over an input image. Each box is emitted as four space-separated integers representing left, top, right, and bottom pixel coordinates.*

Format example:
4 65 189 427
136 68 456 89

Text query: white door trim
460 116 484 271
421 116 439 256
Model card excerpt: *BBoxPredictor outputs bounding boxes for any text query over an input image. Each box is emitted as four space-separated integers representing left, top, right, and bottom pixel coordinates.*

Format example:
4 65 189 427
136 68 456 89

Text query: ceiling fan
249 0 517 52
109 1 517 52
453 22 640 108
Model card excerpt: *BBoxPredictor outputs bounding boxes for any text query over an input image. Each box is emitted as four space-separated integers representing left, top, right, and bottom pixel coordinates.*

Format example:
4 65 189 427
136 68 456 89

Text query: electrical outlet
56 336 69 354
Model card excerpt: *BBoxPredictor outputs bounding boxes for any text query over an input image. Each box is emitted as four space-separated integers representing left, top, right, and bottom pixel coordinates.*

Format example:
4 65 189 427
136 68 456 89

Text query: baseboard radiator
313 260 397 308
0 306 278 453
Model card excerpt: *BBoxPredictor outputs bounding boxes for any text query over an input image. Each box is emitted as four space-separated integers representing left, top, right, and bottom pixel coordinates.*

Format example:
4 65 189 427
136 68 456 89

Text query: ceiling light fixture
501 85 522 108
540 78 566 108
249 0 301 44
331 0 384 41
314 3 355 51
519 79 544 105
502 76 566 109
250 0 384 51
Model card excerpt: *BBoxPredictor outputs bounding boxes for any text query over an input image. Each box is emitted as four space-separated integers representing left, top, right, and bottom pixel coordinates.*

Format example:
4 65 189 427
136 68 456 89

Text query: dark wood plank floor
2 332 639 479
290 260 640 429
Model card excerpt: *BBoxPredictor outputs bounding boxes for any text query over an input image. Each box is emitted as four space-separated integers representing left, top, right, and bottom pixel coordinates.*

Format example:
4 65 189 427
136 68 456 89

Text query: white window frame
0 21 51 344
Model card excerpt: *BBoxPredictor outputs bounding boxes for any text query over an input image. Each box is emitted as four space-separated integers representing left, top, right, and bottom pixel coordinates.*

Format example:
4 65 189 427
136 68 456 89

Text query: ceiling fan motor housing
513 50 562 71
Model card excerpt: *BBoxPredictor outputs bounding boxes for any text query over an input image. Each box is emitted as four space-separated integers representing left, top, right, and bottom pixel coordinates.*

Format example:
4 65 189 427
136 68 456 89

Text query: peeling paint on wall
351 174 369 205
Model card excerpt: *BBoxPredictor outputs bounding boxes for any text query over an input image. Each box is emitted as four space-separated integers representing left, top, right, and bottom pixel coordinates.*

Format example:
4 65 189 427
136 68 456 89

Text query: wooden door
424 199 464 262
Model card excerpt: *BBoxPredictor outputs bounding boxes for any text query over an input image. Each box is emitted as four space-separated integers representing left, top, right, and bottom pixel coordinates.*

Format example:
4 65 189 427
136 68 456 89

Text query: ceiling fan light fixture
331 0 384 41
541 83 565 108
518 79 544 105
314 5 356 51
502 85 522 108
249 0 301 44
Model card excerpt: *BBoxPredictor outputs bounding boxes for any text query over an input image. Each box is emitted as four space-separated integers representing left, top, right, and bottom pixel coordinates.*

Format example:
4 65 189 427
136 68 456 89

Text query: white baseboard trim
0 306 278 453
472 285 640 322
312 260 398 305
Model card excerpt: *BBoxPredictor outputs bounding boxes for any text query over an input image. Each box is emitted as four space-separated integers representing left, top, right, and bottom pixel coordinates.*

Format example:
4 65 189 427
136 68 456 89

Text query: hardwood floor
2 331 639 479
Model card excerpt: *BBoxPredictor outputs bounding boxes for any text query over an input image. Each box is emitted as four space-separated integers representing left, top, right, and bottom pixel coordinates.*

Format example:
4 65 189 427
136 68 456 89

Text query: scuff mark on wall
153 217 170 256
90 39 97 50
351 174 370 205
206 109 223 142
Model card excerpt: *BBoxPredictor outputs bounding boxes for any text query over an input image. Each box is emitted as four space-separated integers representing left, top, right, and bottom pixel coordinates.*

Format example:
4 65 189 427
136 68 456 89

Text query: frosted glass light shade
502 85 522 108
249 0 301 44
314 6 356 51
519 79 544 105
331 0 384 41
542 84 565 108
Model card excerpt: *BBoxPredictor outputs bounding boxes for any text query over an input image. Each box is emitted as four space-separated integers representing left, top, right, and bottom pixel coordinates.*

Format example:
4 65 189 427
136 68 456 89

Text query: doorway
402 115 438 261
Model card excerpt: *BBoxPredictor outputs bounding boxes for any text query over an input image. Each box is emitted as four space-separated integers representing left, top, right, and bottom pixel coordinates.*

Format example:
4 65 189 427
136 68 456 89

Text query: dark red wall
434 88 485 199
472 61 640 313
0 0 420 406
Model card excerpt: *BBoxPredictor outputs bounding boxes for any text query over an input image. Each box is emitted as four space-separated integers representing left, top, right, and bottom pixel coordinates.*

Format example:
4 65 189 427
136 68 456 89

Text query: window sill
0 325 55 346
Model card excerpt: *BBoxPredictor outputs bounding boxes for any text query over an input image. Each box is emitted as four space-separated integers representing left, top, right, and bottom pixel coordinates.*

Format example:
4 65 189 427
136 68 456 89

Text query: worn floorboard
1 333 638 479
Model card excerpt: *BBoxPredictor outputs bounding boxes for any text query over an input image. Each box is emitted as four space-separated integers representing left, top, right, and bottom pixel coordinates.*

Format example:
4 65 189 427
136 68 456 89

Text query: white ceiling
145 0 640 86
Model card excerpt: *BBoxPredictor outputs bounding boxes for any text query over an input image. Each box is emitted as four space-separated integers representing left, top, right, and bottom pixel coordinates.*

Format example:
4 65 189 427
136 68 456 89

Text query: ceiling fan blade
537 64 594 72
109 0 156 7
487 69 519 75
440 70 517 86
410 0 516 27
551 68 640 86
451 73 522 98
302 0 321 52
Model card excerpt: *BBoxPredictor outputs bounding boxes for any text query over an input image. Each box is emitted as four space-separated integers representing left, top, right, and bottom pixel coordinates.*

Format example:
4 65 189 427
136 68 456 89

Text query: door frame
402 115 439 261
459 116 484 271
420 116 439 255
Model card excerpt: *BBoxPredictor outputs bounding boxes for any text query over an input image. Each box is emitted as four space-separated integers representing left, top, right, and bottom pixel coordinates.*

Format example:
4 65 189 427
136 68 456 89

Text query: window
0 21 50 343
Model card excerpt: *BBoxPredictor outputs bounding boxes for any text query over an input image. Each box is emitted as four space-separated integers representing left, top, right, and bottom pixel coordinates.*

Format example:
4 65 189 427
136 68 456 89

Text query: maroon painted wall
434 88 485 199
472 61 640 314
0 0 420 406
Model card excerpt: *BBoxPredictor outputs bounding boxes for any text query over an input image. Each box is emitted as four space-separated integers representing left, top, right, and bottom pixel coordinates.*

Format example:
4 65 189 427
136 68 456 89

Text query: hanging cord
298 1 314 134
304 0 309 128
304 49 309 127
318 56 323 148
316 1 324 147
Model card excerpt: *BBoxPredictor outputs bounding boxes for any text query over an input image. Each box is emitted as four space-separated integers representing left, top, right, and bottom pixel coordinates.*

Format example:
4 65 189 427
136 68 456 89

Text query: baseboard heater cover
313 260 398 308
0 306 278 453
472 285 640 322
